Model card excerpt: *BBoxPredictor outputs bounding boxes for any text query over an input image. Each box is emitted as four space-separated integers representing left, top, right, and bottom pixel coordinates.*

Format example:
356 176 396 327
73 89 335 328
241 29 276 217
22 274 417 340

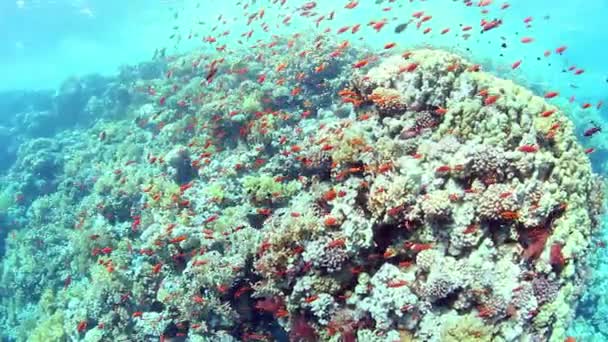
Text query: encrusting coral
0 38 603 342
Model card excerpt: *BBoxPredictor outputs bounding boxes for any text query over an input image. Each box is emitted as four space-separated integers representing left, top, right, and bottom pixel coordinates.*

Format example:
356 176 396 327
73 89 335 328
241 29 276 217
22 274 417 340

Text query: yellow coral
242 174 300 204
28 311 66 342
242 90 262 113
440 314 493 342
38 289 56 315
205 182 225 203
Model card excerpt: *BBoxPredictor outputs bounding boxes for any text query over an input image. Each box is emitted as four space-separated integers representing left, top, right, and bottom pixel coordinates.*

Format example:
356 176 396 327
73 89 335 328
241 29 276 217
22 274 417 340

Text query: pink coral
532 276 560 305
290 315 317 342
254 296 284 315
549 243 566 272
519 227 551 260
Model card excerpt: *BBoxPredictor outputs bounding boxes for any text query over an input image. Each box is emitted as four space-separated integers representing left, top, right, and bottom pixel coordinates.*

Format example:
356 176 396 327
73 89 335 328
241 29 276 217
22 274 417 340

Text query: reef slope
0 48 603 342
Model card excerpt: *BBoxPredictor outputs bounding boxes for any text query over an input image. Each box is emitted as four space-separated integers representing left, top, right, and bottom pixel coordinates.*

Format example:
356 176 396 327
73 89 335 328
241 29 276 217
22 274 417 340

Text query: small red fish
387 279 409 288
555 45 567 54
344 0 359 9
511 60 522 69
257 208 272 216
482 19 502 31
540 109 556 117
435 165 451 173
407 242 433 253
304 295 319 303
353 59 368 68
463 224 478 234
384 42 396 49
499 192 513 198
402 62 418 72
521 37 534 43
435 107 448 115
323 189 337 201
371 20 387 32
518 144 538 153
484 95 499 105
544 91 559 99
324 216 340 227
152 263 162 274
77 321 88 333
337 25 350 34
169 235 187 244
234 286 252 298
327 238 346 248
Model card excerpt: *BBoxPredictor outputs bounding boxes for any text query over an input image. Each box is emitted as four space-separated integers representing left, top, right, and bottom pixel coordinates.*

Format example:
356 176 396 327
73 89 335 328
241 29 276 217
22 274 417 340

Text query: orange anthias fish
484 95 500 105
384 42 396 49
511 60 522 69
518 144 538 153
353 59 368 68
344 0 359 9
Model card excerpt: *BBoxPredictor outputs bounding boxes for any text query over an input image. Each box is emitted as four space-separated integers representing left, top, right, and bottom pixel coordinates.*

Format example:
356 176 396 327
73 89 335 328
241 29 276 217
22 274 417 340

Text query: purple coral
477 294 509 320
469 146 509 184
290 315 318 342
510 283 539 320
532 276 560 305
303 237 349 273
399 111 440 139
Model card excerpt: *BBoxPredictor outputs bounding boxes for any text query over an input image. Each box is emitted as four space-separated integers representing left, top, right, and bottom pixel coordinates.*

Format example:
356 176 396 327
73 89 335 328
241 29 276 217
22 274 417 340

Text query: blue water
0 0 607 341
2 1 607 98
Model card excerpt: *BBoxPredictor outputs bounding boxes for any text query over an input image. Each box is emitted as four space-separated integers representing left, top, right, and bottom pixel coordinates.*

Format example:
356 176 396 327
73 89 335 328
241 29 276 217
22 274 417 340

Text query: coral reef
0 38 603 342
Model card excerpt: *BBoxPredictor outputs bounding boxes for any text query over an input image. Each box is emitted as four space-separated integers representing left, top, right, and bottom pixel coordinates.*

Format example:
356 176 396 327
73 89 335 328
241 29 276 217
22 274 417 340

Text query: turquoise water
0 0 606 341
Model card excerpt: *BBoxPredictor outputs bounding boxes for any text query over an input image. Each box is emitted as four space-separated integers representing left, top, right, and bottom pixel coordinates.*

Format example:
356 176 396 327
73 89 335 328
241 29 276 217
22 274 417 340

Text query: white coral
355 264 418 330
